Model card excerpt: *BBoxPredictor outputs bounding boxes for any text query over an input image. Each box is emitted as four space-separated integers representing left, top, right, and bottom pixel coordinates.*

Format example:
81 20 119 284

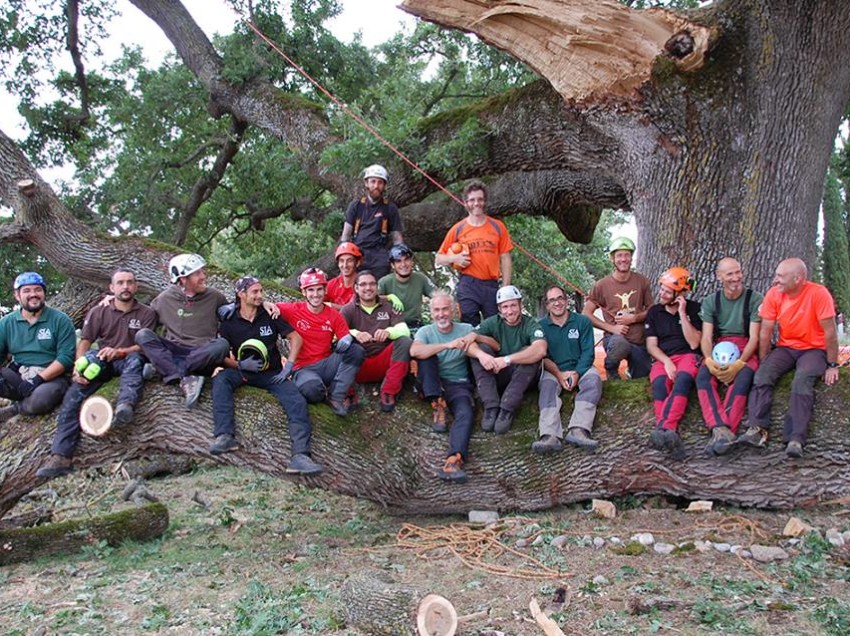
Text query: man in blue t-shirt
411 290 481 483
532 285 602 454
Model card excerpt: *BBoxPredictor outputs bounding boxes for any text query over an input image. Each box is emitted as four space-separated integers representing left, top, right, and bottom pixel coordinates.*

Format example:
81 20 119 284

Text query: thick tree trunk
1 374 848 519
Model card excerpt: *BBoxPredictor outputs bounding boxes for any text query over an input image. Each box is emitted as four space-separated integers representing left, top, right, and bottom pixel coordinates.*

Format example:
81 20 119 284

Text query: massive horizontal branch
2 374 848 519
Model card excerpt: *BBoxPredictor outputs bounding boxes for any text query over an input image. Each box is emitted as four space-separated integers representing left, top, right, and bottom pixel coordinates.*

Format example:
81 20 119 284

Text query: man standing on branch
582 237 653 380
0 272 75 422
436 181 513 326
378 243 434 330
470 285 547 434
339 164 404 280
277 268 364 417
135 254 230 407
326 241 361 310
410 290 481 483
645 267 702 458
36 269 157 479
532 285 602 453
740 258 839 458
341 270 413 413
210 276 322 475
696 258 763 456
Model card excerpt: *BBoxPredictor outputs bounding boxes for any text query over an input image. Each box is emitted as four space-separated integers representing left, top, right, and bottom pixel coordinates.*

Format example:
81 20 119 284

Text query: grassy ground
1 462 849 635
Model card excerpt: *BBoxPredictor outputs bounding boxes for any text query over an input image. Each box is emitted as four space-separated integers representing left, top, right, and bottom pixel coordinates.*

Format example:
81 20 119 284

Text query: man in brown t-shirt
582 237 653 379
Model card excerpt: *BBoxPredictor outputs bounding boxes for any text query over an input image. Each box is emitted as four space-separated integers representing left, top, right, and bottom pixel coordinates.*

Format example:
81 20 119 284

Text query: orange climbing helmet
335 242 362 262
659 266 695 293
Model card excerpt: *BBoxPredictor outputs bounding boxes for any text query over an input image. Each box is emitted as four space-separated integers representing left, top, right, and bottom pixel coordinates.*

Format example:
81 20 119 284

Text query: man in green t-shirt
378 243 433 329
469 285 547 434
696 257 764 455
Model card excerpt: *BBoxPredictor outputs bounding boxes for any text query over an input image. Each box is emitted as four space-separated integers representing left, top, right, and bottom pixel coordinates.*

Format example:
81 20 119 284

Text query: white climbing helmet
363 164 388 182
496 285 523 305
168 253 206 283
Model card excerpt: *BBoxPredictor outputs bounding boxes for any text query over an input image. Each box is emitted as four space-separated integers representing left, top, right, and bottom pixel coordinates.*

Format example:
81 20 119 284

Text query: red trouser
696 335 759 432
355 342 408 396
650 353 699 431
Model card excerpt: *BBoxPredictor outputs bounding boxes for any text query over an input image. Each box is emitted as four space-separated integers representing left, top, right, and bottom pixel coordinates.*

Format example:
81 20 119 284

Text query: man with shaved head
740 258 839 458
696 257 764 455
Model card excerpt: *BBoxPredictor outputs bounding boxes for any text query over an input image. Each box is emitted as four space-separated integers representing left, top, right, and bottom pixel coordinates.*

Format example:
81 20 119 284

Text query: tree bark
1 373 848 519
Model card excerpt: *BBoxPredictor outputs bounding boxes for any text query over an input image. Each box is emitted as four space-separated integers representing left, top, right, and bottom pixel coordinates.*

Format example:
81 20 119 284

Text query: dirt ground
1 462 849 635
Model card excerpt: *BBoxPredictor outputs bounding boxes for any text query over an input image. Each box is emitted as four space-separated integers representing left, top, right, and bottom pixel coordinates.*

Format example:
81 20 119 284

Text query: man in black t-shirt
645 267 702 457
210 276 321 475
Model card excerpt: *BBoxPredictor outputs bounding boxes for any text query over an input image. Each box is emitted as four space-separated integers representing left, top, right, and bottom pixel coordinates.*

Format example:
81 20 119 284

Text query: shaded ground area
1 463 849 635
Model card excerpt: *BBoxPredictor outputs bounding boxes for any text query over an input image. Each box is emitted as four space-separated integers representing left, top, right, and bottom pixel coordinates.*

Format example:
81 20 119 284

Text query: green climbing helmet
608 236 636 254
237 338 270 371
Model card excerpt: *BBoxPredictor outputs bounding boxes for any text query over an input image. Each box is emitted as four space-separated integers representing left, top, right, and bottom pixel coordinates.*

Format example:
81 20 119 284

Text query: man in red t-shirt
740 258 839 458
277 268 365 416
326 242 361 310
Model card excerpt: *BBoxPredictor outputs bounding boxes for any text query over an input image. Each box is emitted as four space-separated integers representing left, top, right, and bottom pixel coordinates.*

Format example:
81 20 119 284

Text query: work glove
385 293 404 312
17 375 44 398
703 358 722 378
270 361 295 384
217 303 236 321
335 334 353 353
237 357 264 374
716 359 746 385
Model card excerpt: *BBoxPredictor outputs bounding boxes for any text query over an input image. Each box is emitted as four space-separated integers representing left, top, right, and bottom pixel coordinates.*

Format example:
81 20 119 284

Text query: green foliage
822 165 850 317
230 579 342 635
814 597 850 636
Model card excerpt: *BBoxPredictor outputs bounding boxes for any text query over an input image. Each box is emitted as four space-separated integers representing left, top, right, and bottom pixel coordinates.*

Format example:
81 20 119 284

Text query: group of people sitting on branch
0 169 840 485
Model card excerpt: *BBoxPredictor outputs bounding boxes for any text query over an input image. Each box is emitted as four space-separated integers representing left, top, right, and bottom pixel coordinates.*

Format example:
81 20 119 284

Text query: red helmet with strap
335 242 362 261
299 267 328 290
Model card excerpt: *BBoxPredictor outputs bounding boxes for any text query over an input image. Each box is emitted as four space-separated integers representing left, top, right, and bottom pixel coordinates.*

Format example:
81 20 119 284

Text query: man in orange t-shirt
435 181 513 326
740 258 839 458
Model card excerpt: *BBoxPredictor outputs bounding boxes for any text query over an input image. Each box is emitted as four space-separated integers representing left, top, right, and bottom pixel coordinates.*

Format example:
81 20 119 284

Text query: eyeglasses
545 296 567 305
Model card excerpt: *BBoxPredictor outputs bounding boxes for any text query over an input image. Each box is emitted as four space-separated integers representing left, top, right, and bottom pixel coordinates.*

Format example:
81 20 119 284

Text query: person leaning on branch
739 258 839 459
36 269 157 479
696 257 764 456
410 290 481 483
582 236 654 380
645 267 703 458
435 181 513 327
339 164 404 280
469 285 547 434
0 272 75 423
532 284 603 454
209 276 322 475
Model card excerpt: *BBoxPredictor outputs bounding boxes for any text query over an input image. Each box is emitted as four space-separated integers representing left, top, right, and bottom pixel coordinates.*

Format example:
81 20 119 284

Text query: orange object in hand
450 242 469 270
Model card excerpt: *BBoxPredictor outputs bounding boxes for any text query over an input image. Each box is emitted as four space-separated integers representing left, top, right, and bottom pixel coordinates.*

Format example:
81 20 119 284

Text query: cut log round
417 594 458 636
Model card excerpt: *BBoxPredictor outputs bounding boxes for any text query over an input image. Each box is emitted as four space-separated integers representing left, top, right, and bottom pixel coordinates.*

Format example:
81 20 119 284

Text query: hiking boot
36 454 73 479
650 427 685 459
0 403 19 423
113 403 134 428
705 425 735 456
437 452 467 483
430 398 448 433
494 410 514 435
180 375 204 408
209 433 239 455
531 434 563 454
328 398 349 417
286 453 323 475
785 440 803 458
565 427 599 450
481 407 499 432
142 363 157 380
379 392 396 413
738 425 768 448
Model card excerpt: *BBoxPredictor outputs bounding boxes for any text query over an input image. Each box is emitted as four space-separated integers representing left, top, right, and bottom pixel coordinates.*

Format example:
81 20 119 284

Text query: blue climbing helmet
712 341 741 365
13 272 45 291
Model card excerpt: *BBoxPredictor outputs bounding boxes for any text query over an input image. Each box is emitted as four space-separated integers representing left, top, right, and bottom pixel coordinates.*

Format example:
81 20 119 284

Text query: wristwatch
503 356 512 366
827 361 839 369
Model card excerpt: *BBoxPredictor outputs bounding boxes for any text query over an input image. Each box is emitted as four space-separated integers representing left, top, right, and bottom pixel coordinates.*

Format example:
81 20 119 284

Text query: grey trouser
537 367 602 438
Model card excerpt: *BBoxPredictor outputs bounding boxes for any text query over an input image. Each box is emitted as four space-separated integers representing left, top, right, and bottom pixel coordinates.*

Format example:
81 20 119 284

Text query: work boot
785 440 803 459
437 452 467 483
494 410 514 435
531 434 563 454
430 398 447 433
705 425 735 456
36 454 73 479
142 363 157 380
113 403 134 428
379 392 396 413
738 425 768 448
180 375 204 408
328 398 349 417
209 434 239 455
286 453 323 475
0 403 19 423
650 427 685 459
481 408 499 432
565 427 599 450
